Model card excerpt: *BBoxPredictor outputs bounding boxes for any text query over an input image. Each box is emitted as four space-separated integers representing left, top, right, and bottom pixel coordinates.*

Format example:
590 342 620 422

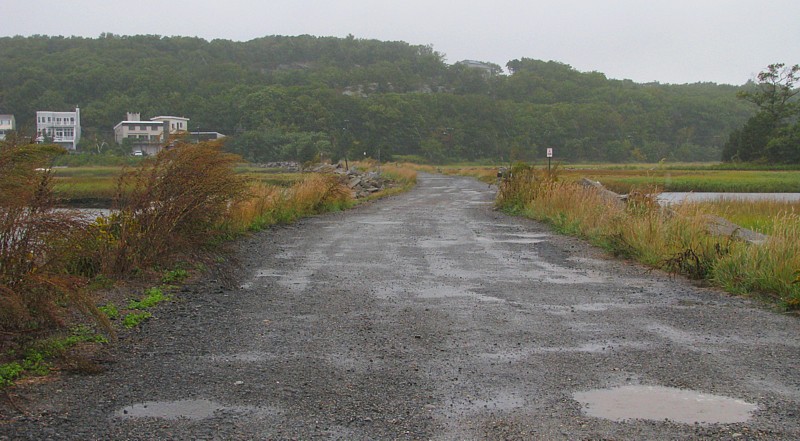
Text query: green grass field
52 165 307 205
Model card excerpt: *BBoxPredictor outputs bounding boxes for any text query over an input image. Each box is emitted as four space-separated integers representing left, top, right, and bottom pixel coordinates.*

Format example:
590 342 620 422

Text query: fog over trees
0 34 769 163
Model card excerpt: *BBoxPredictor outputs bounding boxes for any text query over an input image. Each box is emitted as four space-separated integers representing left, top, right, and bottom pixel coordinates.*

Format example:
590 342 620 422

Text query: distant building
456 60 498 77
36 107 81 150
113 113 170 156
113 113 194 155
0 114 15 141
150 115 190 135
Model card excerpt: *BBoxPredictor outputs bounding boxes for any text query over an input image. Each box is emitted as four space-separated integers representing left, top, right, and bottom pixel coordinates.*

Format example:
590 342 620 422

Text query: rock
578 177 626 207
701 215 769 245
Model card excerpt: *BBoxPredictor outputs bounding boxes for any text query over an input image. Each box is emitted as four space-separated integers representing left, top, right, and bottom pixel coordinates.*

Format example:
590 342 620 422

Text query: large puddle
115 399 267 420
574 385 757 424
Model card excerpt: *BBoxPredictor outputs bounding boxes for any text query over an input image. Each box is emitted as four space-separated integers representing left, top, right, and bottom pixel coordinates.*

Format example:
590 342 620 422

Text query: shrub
100 140 248 275
0 140 101 331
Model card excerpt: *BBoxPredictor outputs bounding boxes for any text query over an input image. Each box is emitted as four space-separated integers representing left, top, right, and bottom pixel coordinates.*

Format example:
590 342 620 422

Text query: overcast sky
3 0 798 85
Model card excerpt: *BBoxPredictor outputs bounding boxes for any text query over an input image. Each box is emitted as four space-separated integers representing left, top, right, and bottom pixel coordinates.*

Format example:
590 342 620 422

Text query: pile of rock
256 162 302 171
310 163 392 199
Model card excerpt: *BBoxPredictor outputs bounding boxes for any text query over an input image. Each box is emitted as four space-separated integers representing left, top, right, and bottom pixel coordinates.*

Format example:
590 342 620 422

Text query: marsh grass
435 163 800 193
599 170 800 194
497 167 800 310
692 199 800 234
51 166 126 205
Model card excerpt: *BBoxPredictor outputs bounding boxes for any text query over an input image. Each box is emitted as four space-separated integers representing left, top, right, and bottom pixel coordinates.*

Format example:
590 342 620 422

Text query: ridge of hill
0 34 754 163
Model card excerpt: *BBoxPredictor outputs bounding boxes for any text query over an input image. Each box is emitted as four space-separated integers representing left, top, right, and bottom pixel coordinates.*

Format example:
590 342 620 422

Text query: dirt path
4 173 800 440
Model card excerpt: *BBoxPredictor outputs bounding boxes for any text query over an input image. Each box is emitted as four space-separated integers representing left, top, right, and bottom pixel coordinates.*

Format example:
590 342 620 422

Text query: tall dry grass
380 164 418 186
226 173 353 233
497 167 799 309
713 212 800 307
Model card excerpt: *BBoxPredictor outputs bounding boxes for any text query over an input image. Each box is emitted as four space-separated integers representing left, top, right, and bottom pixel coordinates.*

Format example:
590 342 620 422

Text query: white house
36 107 81 150
0 114 15 141
113 113 169 155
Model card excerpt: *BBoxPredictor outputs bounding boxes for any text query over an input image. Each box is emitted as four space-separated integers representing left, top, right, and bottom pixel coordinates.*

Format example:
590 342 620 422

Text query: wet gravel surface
3 173 800 440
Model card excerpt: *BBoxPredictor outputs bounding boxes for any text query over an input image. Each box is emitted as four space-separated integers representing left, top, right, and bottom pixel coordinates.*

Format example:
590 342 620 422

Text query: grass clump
161 268 190 284
0 325 109 388
122 311 152 328
712 213 800 308
127 287 169 310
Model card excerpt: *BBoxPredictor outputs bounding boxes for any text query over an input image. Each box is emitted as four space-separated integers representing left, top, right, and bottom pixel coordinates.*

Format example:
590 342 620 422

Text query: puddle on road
476 236 546 245
205 351 274 363
116 399 224 420
574 385 757 424
416 286 503 302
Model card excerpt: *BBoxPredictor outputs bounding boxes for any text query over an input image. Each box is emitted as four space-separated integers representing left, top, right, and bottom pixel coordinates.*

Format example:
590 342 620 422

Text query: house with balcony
36 107 81 150
114 113 193 155
0 114 15 141
113 113 170 155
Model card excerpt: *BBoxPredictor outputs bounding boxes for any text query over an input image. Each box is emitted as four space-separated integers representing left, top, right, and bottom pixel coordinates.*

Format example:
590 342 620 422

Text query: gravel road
3 173 800 440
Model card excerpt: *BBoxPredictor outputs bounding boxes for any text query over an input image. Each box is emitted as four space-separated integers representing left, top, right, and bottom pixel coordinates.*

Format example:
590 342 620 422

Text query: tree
723 63 800 163
738 63 799 121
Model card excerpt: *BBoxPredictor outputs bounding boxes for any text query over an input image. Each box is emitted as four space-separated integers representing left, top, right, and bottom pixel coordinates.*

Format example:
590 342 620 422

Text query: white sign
546 148 553 158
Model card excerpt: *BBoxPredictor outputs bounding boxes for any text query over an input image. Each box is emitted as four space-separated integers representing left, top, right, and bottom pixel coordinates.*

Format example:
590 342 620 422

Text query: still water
658 192 800 205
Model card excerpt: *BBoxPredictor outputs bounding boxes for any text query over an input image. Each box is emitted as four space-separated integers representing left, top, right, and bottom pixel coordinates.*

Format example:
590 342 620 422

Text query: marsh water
658 192 800 205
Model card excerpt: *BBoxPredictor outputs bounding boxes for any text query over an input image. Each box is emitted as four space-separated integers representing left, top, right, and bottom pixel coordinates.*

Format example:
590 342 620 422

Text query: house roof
113 120 165 130
151 116 190 122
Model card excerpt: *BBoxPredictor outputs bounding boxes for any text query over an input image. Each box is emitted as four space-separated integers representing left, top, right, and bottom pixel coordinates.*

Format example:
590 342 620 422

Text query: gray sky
3 0 798 85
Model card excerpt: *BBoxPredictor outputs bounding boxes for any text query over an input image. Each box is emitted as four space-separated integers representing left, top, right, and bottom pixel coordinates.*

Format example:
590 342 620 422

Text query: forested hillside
0 34 755 163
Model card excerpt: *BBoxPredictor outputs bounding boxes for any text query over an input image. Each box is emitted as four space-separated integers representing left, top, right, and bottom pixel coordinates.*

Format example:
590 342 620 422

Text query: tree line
0 34 765 163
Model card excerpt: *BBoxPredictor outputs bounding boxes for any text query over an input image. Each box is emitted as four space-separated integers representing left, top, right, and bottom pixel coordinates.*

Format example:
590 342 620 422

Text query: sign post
546 148 553 173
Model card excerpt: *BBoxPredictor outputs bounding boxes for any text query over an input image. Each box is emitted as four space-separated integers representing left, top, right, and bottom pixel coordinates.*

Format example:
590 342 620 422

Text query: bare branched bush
0 140 98 331
100 141 248 275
